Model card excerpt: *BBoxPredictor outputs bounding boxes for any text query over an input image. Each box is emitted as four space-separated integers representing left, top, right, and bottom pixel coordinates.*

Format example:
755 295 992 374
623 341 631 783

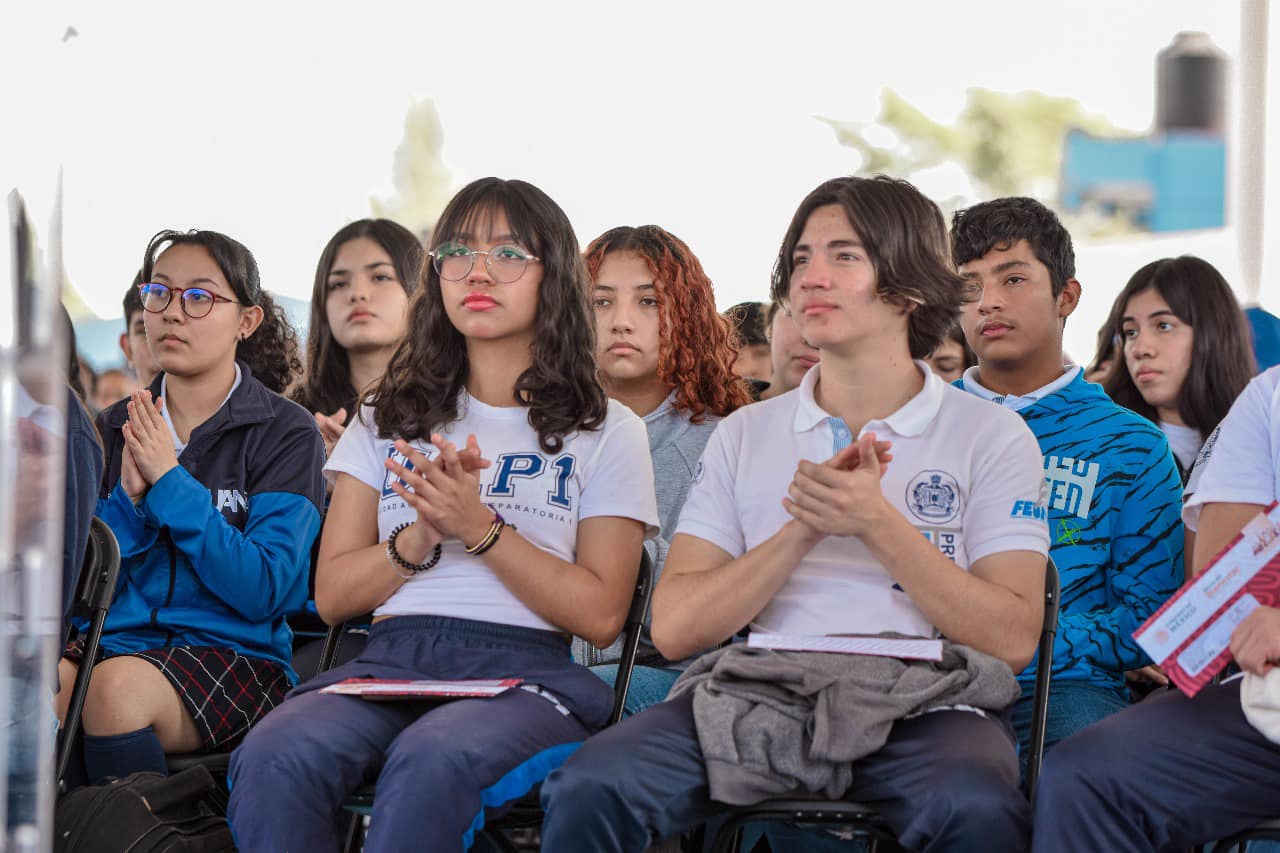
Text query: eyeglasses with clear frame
429 243 541 284
139 282 239 319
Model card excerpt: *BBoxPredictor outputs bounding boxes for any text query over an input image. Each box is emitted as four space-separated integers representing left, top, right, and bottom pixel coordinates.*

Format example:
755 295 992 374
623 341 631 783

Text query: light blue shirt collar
961 365 1080 412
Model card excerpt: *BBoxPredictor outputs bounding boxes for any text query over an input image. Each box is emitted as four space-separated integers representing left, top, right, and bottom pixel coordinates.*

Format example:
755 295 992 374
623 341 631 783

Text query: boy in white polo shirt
539 175 1050 853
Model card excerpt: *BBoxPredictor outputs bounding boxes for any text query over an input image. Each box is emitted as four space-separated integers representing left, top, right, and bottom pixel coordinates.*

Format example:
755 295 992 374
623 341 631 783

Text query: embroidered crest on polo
906 470 960 524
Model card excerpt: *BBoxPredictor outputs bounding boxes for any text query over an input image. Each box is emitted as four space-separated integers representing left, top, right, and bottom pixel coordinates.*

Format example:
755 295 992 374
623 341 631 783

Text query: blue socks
83 726 168 784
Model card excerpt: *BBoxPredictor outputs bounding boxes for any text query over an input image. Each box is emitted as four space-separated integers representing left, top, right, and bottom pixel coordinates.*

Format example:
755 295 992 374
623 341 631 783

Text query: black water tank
1157 31 1226 135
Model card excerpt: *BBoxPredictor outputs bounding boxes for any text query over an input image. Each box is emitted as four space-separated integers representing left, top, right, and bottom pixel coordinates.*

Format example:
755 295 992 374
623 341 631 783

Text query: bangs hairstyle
585 226 751 423
1103 255 1255 440
291 219 424 418
141 229 302 393
950 196 1075 297
368 177 607 453
770 175 963 360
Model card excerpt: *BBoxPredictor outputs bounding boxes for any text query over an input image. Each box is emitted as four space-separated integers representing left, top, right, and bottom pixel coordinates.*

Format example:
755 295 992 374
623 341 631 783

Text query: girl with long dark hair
1103 255 1255 479
228 178 658 851
291 219 423 456
59 230 324 783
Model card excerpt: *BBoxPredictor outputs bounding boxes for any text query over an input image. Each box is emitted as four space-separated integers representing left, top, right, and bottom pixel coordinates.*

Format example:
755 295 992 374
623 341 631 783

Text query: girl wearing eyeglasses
58 230 326 785
228 178 658 852
291 219 424 458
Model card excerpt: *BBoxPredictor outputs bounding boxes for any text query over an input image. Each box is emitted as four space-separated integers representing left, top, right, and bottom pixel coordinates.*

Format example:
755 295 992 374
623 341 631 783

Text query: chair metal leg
342 812 363 853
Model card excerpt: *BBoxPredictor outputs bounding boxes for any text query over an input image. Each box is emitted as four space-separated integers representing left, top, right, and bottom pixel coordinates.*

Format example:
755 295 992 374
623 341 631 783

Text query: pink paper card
1134 503 1280 696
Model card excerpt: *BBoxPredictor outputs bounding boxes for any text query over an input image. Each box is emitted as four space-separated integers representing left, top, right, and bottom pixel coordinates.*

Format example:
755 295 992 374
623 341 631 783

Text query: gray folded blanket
667 637 1020 805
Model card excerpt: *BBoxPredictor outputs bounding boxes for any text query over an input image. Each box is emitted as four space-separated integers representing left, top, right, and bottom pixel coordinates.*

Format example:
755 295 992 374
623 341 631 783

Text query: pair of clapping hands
120 390 182 504
382 435 497 560
782 432 894 542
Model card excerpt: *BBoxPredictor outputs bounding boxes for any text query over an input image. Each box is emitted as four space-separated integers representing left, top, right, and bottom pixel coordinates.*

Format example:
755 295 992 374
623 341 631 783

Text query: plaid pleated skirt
65 642 290 752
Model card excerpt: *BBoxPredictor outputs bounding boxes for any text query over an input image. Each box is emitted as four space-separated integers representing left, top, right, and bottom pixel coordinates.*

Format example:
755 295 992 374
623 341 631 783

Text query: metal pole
1238 0 1270 305
2 184 66 853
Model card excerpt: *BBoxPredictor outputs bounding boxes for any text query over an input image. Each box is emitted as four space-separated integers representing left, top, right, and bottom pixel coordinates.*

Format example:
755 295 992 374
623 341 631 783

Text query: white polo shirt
1184 366 1280 531
676 361 1049 637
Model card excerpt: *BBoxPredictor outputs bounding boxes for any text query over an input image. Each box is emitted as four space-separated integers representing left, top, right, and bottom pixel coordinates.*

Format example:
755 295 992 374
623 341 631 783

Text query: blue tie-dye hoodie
960 369 1184 695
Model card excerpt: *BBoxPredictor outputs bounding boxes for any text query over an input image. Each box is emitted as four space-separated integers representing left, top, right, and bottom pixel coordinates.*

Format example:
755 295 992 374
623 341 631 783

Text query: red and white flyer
1134 502 1280 696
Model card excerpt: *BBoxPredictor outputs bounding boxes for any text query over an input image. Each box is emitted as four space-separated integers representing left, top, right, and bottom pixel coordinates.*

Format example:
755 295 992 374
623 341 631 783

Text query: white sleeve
964 415 1051 563
674 416 746 558
1183 375 1277 531
323 407 384 491
578 412 660 534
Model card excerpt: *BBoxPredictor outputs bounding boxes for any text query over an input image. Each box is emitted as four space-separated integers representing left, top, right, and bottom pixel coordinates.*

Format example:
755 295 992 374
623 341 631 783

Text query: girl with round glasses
291 219 424 458
228 178 658 852
59 230 325 784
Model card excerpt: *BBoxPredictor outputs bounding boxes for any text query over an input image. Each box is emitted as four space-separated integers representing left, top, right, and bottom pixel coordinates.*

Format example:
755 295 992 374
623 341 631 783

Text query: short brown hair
770 175 963 359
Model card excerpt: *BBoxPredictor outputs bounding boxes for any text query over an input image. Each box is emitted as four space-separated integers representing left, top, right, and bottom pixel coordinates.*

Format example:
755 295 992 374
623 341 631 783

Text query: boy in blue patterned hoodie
950 197 1183 760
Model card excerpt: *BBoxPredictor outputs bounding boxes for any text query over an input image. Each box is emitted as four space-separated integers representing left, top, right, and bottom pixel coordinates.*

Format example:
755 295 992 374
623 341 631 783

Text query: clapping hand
382 434 494 560
315 408 348 458
782 433 894 540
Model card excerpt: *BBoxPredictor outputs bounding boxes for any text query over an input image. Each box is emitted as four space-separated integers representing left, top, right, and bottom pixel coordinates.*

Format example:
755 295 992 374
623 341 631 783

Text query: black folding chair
56 517 122 787
331 550 656 853
55 516 233 792
699 557 1062 853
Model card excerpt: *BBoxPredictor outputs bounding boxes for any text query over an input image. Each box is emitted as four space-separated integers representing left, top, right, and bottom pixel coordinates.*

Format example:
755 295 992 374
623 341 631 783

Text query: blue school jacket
90 363 325 683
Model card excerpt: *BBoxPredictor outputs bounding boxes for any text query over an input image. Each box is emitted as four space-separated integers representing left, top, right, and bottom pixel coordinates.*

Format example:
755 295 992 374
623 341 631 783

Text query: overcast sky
2 0 1275 363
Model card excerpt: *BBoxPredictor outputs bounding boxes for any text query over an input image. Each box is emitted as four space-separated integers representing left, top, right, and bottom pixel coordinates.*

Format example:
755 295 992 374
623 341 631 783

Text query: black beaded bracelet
386 522 442 576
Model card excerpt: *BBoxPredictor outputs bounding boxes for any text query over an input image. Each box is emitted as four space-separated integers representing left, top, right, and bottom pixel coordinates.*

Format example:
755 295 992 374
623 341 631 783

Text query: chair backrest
77 516 122 614
58 517 122 787
607 549 655 726
1024 556 1061 804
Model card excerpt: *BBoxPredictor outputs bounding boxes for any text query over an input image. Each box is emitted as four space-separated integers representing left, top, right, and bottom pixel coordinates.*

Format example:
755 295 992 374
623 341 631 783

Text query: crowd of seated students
36 171 1279 853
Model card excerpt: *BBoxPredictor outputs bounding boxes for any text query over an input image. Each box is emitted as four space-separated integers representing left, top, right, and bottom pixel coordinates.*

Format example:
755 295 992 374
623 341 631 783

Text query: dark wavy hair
368 178 607 453
584 226 751 423
770 175 964 359
1103 255 1255 441
141 229 303 394
950 196 1075 298
291 219 424 419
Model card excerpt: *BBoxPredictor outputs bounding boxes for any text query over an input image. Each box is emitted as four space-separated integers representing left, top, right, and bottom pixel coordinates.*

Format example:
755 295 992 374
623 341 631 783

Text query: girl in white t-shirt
1103 255 1255 480
228 178 659 853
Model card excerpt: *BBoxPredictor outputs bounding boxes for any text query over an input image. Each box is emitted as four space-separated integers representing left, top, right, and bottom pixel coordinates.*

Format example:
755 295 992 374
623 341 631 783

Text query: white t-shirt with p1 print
326 395 660 632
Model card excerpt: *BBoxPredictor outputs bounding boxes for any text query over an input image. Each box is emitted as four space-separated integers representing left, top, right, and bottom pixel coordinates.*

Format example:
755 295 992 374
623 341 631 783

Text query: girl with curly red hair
584 224 751 713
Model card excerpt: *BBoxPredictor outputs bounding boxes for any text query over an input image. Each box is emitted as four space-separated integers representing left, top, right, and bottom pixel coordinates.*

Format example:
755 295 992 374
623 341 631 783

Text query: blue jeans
1010 680 1127 773
5 669 57 832
590 664 681 717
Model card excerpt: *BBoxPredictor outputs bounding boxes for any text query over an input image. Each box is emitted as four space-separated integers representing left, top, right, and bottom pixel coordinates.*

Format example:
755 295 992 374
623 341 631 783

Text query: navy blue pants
1033 678 1280 852
540 690 1030 852
227 615 612 853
